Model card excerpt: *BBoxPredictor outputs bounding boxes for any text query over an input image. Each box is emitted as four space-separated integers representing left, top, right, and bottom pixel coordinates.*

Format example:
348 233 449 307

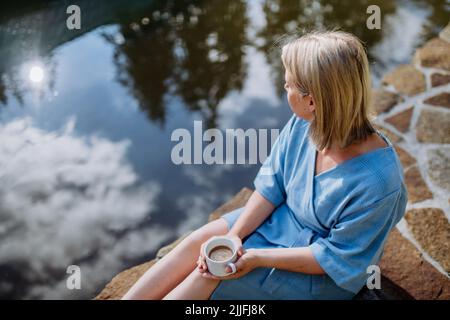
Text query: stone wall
95 24 450 300
370 23 450 299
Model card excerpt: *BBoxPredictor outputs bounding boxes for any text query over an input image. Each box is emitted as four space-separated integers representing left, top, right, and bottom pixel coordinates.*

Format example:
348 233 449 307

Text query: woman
122 30 408 300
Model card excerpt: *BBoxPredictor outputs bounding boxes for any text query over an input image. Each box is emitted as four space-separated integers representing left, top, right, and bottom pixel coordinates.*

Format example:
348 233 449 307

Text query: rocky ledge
96 23 450 300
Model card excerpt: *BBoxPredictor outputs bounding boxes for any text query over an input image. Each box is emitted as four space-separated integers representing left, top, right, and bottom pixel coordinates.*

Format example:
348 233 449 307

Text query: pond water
0 0 448 299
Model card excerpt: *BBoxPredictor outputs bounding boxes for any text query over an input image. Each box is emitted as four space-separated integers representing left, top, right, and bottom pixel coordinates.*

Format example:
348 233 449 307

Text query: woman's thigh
188 216 230 247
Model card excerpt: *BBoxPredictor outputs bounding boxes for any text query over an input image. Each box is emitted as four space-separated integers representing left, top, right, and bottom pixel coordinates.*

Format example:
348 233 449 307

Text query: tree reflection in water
106 0 248 128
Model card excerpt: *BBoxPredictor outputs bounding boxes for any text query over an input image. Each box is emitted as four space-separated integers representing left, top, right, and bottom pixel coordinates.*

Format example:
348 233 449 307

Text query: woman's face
284 71 315 121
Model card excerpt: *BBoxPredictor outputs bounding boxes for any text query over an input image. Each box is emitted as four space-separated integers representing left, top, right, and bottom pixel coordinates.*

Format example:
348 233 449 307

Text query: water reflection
106 0 248 128
0 117 170 299
0 0 448 299
28 65 44 83
255 0 397 94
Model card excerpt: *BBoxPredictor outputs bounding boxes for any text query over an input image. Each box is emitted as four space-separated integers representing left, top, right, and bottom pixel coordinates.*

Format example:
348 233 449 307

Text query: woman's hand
203 248 260 280
197 234 260 280
197 233 243 275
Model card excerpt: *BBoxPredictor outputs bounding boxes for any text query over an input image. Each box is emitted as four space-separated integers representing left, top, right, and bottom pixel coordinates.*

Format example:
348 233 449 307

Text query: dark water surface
0 0 448 299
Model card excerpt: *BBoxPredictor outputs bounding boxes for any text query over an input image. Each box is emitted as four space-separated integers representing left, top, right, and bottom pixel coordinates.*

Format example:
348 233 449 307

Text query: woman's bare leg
121 218 229 300
163 268 221 300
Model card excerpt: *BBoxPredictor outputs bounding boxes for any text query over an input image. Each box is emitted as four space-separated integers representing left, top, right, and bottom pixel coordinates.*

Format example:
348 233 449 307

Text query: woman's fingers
201 271 220 280
196 255 208 273
197 242 209 273
200 242 207 259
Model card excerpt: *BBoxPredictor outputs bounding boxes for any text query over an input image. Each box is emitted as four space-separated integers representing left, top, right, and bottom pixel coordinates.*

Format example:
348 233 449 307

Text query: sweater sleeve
308 188 407 293
253 116 295 207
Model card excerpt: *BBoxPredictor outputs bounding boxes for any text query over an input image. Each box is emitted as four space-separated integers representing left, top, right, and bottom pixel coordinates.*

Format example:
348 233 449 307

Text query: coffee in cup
202 236 238 277
208 245 234 261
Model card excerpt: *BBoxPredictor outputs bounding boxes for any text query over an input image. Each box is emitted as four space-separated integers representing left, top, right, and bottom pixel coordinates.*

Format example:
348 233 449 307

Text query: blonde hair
281 30 375 150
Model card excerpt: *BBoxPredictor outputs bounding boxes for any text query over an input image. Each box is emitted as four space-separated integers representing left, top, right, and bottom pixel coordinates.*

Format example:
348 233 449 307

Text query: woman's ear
308 95 315 113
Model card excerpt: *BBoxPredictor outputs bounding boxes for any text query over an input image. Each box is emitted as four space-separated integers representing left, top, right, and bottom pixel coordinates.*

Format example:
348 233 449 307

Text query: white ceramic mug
202 236 238 277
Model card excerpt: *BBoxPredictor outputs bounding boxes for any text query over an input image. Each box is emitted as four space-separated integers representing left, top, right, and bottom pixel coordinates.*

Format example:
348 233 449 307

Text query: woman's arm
251 247 325 275
227 191 324 275
227 190 275 239
201 246 326 280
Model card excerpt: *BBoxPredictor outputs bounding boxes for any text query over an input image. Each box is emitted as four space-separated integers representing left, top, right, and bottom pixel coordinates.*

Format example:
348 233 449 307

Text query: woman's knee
186 218 229 247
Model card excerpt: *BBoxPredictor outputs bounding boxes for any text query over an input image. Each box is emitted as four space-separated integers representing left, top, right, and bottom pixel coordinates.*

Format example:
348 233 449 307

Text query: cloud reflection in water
0 118 170 299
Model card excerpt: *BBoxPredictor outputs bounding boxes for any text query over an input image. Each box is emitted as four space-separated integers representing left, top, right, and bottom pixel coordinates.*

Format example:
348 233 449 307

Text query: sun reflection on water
28 65 44 83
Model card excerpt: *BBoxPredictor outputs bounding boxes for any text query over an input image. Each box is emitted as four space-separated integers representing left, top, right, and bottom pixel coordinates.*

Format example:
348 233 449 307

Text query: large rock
385 106 414 133
371 89 403 115
431 73 450 87
416 109 450 144
414 38 450 71
440 22 450 43
404 165 433 203
394 146 416 170
379 228 450 300
405 208 450 274
423 92 450 109
353 274 413 300
382 65 426 96
427 148 450 192
374 124 403 143
208 188 253 222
